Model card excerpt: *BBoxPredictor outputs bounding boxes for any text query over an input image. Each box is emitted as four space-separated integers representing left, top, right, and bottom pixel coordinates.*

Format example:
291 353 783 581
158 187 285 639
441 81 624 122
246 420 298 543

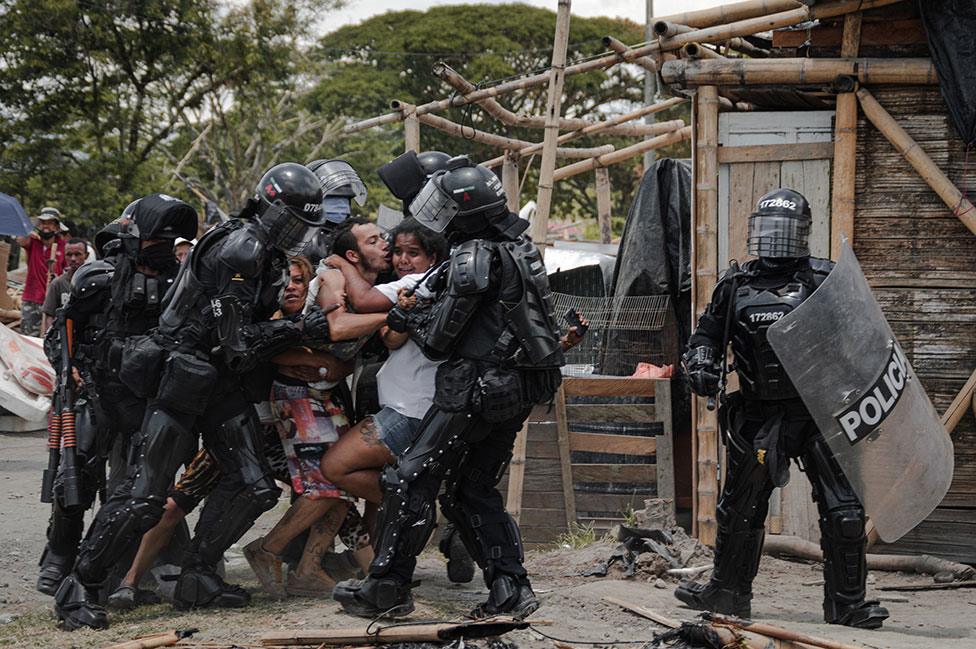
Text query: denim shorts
373 406 421 457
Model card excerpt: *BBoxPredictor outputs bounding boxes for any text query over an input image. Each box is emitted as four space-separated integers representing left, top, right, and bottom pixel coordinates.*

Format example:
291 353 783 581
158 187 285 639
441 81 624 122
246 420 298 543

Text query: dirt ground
1 429 974 649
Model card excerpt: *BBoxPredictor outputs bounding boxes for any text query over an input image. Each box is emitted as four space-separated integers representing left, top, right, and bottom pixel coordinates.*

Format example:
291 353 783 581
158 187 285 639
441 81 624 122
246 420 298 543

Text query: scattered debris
260 617 531 646
580 524 712 582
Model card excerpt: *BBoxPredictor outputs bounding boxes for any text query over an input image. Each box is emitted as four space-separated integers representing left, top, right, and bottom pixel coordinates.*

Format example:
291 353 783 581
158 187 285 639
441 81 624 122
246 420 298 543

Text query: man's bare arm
325 255 394 313
317 270 388 340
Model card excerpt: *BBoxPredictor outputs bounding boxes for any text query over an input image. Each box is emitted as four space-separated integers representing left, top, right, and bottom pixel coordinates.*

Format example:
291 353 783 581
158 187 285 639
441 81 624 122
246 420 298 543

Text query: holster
474 366 524 423
156 352 218 415
118 334 166 398
433 358 478 412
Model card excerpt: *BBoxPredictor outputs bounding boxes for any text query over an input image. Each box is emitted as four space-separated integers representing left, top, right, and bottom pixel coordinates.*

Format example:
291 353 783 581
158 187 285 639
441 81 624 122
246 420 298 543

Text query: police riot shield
767 242 953 543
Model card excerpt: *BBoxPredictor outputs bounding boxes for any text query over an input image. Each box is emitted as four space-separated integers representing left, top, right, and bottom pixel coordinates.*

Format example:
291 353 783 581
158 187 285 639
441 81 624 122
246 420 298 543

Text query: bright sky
326 0 731 30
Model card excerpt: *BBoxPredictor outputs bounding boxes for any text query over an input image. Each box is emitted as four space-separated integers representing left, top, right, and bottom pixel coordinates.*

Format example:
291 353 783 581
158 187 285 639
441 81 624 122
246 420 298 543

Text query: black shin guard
804 436 888 629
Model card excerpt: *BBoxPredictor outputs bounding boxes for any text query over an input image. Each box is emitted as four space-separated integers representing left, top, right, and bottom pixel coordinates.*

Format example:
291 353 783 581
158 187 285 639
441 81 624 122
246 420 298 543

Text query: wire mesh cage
552 292 675 377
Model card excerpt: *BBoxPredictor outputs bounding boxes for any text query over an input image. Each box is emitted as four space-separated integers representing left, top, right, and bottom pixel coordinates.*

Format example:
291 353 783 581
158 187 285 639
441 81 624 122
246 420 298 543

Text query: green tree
307 4 690 230
0 0 344 228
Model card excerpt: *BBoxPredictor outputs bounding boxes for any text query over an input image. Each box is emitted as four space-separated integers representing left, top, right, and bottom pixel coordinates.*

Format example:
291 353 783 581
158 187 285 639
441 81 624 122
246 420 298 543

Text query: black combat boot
172 565 249 609
53 573 109 630
470 574 539 620
674 525 761 618
332 576 415 618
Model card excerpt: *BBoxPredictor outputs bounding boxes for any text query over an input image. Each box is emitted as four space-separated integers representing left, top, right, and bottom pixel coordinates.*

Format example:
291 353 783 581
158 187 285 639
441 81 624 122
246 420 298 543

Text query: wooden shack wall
853 87 976 563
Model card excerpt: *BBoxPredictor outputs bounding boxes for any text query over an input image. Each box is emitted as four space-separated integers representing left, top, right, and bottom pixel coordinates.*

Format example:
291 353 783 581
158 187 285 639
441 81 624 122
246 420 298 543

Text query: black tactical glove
300 305 333 345
683 346 722 397
386 306 408 333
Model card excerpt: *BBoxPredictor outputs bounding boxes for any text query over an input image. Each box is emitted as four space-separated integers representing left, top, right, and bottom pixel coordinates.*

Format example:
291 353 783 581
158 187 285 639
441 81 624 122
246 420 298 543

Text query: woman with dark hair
244 256 373 598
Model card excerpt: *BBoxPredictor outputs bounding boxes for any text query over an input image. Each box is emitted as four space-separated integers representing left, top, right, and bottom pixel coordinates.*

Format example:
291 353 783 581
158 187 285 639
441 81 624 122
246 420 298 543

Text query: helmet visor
262 202 318 256
315 160 368 206
747 214 811 258
409 177 459 233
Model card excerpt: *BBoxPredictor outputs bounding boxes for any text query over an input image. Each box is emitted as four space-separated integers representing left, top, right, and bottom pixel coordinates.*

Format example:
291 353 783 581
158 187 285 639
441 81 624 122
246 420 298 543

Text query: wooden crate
508 376 674 549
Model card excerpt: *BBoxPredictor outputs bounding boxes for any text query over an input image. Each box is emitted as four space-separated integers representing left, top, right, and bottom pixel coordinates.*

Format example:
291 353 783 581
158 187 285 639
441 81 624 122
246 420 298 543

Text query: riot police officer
38 197 196 598
53 165 335 630
377 150 452 215
675 188 889 629
301 158 369 264
333 155 564 619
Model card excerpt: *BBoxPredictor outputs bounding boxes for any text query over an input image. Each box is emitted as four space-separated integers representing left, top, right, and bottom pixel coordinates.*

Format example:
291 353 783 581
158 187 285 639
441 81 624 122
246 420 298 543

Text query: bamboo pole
413 110 613 159
655 0 803 29
502 151 520 213
400 102 420 153
662 57 938 86
654 21 769 58
531 0 572 245
942 368 976 434
482 106 686 168
693 86 720 546
603 36 658 73
681 42 724 60
595 167 613 243
553 126 691 181
830 13 862 260
706 614 870 649
432 62 669 138
857 88 976 236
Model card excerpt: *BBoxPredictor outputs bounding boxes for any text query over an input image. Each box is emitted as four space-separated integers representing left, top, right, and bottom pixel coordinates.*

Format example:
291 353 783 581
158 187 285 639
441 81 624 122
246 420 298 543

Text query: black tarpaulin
920 0 976 145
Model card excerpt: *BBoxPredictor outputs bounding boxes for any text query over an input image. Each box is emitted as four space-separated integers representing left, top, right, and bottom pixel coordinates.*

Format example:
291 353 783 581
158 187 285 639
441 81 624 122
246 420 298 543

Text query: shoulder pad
215 222 267 278
449 240 495 295
70 260 115 301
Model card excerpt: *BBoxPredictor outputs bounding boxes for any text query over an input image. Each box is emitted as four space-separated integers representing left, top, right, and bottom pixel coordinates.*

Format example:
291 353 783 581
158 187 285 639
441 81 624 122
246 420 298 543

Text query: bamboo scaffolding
656 0 804 29
552 126 691 181
653 20 764 57
410 110 613 159
856 88 976 236
603 36 658 73
693 86 720 546
531 0 573 244
343 1 902 140
662 57 937 86
432 62 669 137
481 104 686 167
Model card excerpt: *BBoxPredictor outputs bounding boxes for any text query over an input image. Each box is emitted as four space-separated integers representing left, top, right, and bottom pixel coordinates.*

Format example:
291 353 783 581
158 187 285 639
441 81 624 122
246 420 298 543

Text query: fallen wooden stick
104 629 196 649
706 612 870 649
603 596 680 628
260 617 530 646
764 534 975 580
879 580 976 592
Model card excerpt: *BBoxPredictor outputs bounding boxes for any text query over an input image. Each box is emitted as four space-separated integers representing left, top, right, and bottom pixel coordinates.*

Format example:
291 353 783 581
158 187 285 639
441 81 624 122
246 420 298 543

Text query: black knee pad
825 507 865 543
130 497 166 533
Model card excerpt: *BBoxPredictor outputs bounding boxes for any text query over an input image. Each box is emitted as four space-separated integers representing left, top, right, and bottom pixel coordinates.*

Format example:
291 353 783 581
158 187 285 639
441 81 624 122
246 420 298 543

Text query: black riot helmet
747 188 812 259
409 155 507 238
255 162 325 256
118 193 199 259
94 221 125 258
377 150 452 206
70 260 115 302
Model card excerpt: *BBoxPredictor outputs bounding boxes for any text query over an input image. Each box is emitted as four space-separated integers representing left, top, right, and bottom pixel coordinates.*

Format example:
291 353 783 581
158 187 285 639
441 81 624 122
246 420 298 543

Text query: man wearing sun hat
16 207 66 336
